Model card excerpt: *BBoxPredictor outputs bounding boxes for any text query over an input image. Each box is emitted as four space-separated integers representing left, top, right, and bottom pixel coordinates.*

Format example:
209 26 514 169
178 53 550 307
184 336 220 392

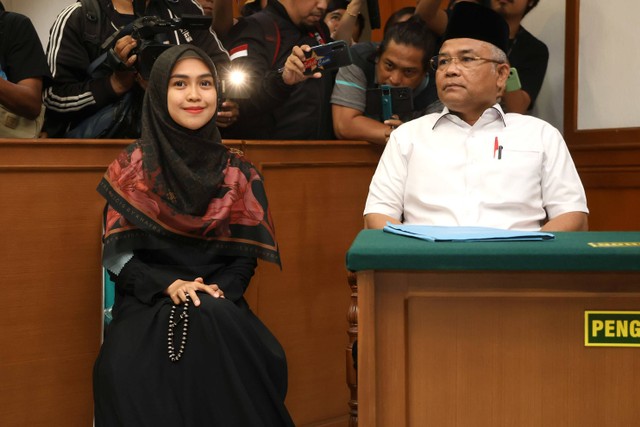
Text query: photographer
331 16 440 145
43 0 230 138
220 0 335 140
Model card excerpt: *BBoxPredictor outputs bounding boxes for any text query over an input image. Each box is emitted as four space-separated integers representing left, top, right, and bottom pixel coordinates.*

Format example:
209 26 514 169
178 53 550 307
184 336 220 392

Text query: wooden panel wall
564 0 640 231
570 144 640 231
0 139 382 427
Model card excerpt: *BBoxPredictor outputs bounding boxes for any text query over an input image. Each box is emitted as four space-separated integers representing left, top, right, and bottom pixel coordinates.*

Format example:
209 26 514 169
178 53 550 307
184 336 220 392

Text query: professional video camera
101 14 211 79
99 13 250 100
130 16 252 99
132 15 212 79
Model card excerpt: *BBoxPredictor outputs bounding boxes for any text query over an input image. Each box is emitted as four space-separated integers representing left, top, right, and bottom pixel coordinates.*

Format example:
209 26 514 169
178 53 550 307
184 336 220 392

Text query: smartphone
506 67 522 92
380 86 393 121
303 40 353 75
365 86 414 121
390 86 413 119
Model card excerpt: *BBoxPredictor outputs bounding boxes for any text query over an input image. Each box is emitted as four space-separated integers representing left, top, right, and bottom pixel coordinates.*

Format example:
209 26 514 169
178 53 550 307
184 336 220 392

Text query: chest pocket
470 147 543 205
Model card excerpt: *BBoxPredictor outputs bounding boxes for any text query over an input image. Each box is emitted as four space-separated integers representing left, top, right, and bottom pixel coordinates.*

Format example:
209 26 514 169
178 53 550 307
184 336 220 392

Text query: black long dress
93 247 294 426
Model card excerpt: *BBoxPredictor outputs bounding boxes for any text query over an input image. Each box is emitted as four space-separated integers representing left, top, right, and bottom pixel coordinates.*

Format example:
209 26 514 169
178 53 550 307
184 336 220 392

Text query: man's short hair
379 15 437 72
383 6 415 34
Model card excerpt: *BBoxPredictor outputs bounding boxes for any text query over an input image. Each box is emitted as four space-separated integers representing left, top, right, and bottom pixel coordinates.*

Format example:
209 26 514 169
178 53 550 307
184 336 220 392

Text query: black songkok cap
443 1 509 53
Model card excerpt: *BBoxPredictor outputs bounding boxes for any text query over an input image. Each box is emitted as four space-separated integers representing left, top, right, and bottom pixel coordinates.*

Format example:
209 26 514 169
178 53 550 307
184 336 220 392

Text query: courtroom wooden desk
346 230 640 427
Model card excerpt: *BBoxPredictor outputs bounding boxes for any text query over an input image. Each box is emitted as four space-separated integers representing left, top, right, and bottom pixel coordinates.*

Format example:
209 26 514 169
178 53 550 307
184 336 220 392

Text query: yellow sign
588 242 640 247
585 311 640 347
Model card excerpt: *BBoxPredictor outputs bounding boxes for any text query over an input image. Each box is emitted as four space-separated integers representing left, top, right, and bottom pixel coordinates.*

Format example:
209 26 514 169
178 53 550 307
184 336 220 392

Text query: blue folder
383 223 555 242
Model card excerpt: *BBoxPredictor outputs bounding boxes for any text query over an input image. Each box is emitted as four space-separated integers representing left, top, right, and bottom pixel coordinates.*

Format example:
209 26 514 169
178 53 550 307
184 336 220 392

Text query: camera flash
229 70 247 86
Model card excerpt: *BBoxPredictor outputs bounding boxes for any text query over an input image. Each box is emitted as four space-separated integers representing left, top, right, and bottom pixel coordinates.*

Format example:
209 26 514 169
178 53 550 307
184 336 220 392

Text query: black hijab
140 45 225 215
98 45 280 268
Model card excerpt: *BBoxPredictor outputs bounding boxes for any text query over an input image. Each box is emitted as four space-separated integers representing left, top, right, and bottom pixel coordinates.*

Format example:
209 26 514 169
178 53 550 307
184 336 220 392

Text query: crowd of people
0 0 551 145
1 1 589 425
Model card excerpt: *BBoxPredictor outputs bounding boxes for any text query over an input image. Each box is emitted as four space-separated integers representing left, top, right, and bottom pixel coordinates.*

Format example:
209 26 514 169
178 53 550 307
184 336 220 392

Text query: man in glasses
416 0 547 114
363 1 588 232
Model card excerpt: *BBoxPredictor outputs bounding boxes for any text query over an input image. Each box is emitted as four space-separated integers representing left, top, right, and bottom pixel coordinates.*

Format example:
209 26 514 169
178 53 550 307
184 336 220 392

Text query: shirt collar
432 104 507 129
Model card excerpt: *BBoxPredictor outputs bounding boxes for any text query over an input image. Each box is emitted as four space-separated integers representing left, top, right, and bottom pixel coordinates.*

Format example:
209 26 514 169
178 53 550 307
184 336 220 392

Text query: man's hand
109 36 138 95
383 115 403 142
282 45 321 86
112 35 138 67
216 100 240 128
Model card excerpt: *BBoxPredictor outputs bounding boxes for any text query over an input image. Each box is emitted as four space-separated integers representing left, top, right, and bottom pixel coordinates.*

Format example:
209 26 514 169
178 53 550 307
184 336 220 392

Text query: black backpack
79 0 102 49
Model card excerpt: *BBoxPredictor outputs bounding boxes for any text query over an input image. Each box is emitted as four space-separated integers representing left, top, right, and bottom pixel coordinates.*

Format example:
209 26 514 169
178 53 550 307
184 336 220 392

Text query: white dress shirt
364 105 588 230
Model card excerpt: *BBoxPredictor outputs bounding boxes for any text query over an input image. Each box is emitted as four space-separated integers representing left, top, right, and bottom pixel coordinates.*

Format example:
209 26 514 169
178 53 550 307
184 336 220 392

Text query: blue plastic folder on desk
383 223 555 242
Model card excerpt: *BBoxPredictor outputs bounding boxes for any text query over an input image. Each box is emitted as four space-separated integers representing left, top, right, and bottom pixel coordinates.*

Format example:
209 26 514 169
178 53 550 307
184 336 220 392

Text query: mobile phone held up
303 40 353 75
365 85 413 121
506 67 522 92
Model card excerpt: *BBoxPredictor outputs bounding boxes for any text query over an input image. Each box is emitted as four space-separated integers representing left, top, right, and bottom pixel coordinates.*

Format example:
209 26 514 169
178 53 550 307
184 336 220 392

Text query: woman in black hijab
93 44 294 426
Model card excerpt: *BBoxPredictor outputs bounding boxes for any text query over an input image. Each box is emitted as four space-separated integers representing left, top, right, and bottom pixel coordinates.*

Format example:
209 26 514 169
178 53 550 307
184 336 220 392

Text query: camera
101 14 212 80
131 15 211 79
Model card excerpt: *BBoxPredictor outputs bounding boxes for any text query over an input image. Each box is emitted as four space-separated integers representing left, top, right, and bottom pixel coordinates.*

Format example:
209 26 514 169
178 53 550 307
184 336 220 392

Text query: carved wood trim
346 271 359 426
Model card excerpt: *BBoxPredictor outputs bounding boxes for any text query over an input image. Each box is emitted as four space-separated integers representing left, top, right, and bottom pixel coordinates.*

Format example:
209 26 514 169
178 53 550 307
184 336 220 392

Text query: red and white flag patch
229 44 249 61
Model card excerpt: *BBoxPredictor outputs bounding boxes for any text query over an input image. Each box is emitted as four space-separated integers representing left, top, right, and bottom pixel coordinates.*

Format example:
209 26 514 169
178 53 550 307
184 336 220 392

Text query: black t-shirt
507 26 549 110
0 11 51 84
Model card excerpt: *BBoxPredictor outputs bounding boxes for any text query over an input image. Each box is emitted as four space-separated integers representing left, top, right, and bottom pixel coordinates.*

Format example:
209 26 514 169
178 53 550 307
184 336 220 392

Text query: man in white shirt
364 1 588 231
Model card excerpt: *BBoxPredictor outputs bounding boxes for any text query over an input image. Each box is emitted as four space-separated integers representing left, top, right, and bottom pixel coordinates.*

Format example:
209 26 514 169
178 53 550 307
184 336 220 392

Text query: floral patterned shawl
97 45 279 269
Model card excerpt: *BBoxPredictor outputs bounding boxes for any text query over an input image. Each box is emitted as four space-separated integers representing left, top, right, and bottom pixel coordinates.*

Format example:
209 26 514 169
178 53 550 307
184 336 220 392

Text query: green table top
346 230 640 272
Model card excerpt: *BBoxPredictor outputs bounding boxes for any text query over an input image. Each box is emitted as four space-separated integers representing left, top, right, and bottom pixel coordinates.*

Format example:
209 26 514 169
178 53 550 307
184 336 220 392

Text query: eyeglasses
429 55 505 71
